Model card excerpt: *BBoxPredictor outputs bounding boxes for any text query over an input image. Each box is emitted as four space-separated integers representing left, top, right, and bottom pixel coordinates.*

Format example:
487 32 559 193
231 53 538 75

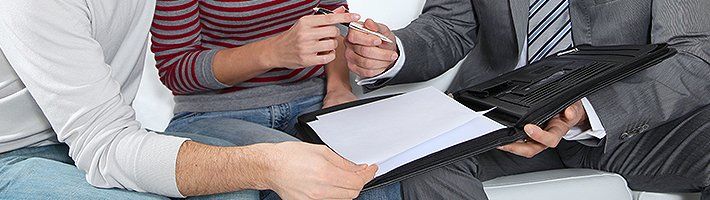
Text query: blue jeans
166 95 402 200
0 132 259 200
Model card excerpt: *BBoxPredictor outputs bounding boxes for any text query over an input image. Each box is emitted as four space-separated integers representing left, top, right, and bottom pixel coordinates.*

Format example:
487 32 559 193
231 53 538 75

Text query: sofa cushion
633 191 701 200
482 169 633 200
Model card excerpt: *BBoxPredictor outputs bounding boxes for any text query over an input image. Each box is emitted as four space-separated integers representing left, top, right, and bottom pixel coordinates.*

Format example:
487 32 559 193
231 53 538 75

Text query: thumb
321 147 367 172
356 165 378 182
563 102 584 125
363 19 380 32
333 6 348 14
564 106 577 122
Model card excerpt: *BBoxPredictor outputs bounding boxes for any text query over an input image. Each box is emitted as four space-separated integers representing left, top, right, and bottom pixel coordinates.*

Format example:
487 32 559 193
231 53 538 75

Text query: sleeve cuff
135 132 190 198
355 36 406 85
198 50 231 89
563 97 607 140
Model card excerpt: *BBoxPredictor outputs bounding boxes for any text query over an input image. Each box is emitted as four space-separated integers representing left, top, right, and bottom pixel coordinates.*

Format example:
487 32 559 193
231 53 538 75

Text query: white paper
307 87 505 176
375 115 504 176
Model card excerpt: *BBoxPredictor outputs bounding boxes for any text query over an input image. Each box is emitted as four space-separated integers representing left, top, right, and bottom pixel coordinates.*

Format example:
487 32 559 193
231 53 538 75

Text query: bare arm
323 36 358 108
175 141 378 199
325 36 353 94
175 141 269 195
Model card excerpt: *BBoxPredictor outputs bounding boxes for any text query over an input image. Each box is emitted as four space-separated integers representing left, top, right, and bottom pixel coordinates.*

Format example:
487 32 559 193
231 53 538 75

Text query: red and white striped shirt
151 0 347 95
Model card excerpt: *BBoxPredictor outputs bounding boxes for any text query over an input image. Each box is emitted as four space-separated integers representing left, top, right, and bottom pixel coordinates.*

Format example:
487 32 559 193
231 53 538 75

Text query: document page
307 87 505 176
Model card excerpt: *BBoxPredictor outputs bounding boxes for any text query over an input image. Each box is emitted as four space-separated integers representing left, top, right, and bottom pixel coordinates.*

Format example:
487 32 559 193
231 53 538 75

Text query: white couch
132 1 701 199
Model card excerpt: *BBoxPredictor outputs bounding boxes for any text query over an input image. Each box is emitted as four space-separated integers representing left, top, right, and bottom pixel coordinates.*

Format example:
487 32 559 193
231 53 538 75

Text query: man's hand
498 100 589 158
265 142 377 200
345 19 399 78
323 90 358 109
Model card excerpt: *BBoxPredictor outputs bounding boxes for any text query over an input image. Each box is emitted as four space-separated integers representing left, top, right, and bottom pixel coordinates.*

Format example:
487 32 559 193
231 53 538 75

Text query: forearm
175 141 273 196
326 36 352 93
212 39 276 86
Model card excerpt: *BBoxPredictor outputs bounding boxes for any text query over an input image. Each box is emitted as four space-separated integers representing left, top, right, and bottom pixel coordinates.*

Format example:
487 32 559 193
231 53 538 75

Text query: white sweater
0 0 187 197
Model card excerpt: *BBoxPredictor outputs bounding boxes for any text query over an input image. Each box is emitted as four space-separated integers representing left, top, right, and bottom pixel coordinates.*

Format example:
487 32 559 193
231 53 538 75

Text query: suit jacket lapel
509 0 529 54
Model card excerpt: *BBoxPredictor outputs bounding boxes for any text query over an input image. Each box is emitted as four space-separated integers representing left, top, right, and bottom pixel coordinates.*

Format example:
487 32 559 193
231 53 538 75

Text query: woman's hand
323 89 358 109
261 9 360 69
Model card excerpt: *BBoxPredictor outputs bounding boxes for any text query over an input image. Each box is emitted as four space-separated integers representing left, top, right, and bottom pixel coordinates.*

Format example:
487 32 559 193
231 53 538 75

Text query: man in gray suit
344 0 710 199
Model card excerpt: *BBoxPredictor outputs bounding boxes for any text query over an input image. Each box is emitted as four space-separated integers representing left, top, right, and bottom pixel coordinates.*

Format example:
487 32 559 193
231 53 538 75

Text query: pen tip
313 7 319 11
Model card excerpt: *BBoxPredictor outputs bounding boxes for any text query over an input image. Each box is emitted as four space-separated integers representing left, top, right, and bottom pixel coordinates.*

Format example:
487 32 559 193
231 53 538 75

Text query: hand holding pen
312 7 399 78
261 7 360 69
313 7 394 43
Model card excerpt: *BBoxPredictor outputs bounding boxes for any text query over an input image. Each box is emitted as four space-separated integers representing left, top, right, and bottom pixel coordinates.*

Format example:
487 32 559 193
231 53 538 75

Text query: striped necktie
527 0 573 63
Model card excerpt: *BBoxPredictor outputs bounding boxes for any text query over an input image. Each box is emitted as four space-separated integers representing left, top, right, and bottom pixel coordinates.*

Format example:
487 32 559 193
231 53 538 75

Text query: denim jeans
0 131 260 200
166 95 402 200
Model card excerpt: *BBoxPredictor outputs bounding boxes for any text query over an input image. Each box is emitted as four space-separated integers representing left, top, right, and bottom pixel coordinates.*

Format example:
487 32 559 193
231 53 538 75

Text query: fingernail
352 13 361 20
524 125 535 134
390 53 398 61
373 40 381 45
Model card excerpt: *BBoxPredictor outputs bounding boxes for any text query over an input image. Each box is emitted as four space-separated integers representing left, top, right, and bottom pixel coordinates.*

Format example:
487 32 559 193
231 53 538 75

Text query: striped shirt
151 0 346 95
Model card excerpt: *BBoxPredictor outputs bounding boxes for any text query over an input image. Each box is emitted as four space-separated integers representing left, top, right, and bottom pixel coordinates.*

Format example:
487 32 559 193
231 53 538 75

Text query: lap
1 143 260 200
592 105 710 193
166 117 299 146
0 155 166 199
400 147 565 200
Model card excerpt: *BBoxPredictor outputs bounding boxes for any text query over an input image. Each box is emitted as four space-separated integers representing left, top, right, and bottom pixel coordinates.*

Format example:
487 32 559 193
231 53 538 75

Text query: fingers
319 146 374 191
347 63 388 78
563 101 586 126
312 39 338 53
347 26 384 46
356 164 377 183
328 167 369 190
524 121 568 148
348 43 398 62
497 141 547 158
320 146 366 172
302 51 336 66
303 13 360 27
307 26 341 40
363 19 380 32
345 48 393 77
321 188 361 200
332 6 348 14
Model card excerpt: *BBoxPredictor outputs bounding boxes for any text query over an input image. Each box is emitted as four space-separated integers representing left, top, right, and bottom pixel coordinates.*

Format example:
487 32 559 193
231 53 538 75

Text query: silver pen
312 7 394 43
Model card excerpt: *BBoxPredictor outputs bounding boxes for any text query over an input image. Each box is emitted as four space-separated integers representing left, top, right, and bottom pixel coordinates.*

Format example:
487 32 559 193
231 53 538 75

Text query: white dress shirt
358 36 606 141
0 0 187 197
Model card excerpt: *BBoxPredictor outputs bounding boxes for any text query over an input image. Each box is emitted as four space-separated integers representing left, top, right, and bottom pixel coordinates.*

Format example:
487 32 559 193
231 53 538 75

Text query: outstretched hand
498 100 589 158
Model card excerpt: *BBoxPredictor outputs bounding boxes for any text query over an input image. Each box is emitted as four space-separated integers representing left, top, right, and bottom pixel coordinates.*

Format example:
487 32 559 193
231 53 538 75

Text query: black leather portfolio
296 44 676 190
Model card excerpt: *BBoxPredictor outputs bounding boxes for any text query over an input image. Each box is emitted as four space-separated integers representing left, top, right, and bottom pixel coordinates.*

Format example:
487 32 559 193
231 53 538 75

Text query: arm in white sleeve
563 97 607 141
356 36 406 85
0 1 187 197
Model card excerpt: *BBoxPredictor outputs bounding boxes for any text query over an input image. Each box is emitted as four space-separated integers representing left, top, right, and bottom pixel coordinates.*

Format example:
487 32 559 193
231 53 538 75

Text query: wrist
326 82 352 94
254 37 279 70
237 143 277 190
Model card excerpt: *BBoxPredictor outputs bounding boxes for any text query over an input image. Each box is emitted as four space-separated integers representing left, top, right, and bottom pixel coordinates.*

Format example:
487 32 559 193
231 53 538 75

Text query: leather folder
296 44 676 190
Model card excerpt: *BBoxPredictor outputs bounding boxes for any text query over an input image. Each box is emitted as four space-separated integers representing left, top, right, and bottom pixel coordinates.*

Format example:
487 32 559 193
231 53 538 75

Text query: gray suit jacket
370 0 710 152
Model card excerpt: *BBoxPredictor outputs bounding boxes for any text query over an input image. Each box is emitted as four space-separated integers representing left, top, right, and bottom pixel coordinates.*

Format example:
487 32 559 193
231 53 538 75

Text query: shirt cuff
563 97 607 141
355 35 406 85
135 132 190 197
